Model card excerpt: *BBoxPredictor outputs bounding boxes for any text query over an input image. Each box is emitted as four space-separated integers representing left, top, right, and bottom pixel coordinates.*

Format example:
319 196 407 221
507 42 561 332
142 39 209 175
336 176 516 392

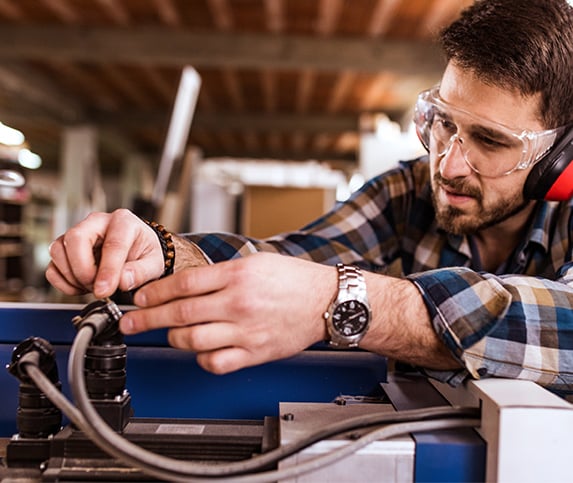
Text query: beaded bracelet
142 219 175 278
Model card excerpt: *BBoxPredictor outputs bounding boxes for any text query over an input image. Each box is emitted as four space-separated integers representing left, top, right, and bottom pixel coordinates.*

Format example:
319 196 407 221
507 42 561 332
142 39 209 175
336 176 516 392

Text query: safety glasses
414 86 567 178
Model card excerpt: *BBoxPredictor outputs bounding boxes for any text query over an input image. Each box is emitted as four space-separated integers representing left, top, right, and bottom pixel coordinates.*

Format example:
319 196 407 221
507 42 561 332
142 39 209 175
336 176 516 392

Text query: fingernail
94 279 109 297
134 291 147 306
124 269 135 291
120 316 134 334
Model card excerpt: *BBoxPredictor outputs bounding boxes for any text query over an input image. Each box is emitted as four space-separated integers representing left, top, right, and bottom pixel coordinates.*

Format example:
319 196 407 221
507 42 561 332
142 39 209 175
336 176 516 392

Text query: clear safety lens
414 86 566 178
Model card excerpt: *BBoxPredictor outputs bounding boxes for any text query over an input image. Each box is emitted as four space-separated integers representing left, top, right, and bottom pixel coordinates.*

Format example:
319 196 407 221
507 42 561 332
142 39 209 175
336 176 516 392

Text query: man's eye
474 133 508 149
434 116 456 134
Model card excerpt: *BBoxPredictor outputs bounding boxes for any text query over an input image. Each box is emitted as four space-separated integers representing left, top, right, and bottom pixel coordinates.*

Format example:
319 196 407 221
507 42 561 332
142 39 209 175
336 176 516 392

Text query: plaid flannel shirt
184 157 573 399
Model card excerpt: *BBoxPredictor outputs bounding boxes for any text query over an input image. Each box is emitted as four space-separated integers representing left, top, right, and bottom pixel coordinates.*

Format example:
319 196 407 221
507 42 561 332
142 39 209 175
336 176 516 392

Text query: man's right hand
46 209 166 298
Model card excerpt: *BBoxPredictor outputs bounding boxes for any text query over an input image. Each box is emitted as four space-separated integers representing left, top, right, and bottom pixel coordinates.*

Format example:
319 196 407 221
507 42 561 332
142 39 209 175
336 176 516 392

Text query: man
47 0 573 400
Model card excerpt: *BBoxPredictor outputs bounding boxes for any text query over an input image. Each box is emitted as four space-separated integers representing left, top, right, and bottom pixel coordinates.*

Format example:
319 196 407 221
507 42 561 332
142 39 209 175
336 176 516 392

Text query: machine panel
4 301 569 482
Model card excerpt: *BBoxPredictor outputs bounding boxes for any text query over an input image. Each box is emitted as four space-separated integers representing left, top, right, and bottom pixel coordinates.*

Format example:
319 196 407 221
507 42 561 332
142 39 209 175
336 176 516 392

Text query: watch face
332 300 369 336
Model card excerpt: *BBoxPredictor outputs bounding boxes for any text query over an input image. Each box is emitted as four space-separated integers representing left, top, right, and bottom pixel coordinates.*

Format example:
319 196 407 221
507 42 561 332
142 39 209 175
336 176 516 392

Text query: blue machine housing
0 303 387 433
0 302 485 482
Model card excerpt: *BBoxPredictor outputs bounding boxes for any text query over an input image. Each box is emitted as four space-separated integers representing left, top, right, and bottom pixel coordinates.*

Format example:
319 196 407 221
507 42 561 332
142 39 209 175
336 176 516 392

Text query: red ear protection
523 128 573 201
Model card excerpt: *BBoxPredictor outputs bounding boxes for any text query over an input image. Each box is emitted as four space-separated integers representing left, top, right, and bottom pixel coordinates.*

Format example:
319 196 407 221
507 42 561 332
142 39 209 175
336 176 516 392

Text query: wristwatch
323 263 371 348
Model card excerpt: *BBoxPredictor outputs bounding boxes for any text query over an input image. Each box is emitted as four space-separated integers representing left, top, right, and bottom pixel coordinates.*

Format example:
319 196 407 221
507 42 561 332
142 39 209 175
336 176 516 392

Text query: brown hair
440 0 573 128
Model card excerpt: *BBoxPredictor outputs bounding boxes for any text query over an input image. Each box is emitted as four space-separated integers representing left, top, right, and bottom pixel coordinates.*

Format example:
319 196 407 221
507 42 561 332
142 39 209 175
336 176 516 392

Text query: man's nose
438 135 474 179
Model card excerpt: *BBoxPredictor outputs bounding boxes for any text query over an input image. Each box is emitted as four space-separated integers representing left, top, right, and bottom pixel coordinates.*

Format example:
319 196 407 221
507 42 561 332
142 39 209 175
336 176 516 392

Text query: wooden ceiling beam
0 64 139 161
100 64 154 109
0 0 24 20
40 0 79 24
368 0 402 37
95 0 131 26
1 102 375 136
151 0 181 28
261 69 277 113
0 25 445 76
46 61 121 111
296 69 315 114
138 65 173 104
422 0 473 37
359 73 395 110
207 0 233 31
327 71 356 113
221 69 245 111
94 110 366 134
264 0 285 33
0 62 84 122
206 147 356 163
316 0 343 36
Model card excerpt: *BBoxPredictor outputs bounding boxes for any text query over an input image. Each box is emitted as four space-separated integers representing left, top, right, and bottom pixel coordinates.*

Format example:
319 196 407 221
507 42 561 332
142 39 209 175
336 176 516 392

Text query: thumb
119 255 165 292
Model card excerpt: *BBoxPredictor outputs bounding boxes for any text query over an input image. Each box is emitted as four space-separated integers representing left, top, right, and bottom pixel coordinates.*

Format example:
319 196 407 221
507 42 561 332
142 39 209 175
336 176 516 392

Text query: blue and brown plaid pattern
185 157 573 399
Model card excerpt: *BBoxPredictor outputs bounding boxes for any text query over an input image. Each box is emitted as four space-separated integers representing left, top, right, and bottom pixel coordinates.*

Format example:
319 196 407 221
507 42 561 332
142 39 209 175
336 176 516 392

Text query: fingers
195 347 254 375
86 210 146 297
47 209 164 299
132 262 229 307
120 289 256 375
120 289 226 334
54 213 112 291
47 235 97 295
118 253 333 376
48 212 117 297
46 236 88 293
169 326 274 375
167 321 240 352
97 211 166 294
44 261 88 296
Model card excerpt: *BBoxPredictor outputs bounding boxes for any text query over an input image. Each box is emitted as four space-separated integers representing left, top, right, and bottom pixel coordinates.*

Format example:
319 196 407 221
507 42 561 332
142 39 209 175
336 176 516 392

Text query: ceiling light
18 149 42 169
0 169 25 187
0 122 24 146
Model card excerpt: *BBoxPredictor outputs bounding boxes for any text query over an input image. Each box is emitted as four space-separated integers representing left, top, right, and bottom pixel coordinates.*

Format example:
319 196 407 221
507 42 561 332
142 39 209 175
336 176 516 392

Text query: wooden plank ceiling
0 0 472 175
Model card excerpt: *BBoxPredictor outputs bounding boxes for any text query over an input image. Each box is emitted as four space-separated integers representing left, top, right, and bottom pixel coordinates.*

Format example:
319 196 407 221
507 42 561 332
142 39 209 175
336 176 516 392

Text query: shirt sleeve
181 164 421 271
407 264 573 398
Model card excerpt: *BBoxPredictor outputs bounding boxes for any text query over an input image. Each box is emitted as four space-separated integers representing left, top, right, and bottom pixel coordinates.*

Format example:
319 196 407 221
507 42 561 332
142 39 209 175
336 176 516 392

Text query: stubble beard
431 173 530 235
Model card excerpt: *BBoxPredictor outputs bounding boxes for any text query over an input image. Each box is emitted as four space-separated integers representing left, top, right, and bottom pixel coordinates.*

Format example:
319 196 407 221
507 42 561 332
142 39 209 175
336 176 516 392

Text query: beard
431 172 530 235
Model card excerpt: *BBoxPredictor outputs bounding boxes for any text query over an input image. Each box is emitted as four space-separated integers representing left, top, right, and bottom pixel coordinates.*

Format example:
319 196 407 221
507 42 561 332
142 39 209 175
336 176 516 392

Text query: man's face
429 64 544 235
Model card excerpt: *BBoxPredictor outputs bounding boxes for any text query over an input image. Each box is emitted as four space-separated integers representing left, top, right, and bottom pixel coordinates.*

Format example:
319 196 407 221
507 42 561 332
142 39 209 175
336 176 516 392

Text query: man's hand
119 252 336 374
46 209 170 298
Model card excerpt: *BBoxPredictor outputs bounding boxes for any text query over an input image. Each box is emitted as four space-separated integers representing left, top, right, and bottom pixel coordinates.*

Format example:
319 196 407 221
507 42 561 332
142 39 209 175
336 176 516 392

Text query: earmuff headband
523 127 573 201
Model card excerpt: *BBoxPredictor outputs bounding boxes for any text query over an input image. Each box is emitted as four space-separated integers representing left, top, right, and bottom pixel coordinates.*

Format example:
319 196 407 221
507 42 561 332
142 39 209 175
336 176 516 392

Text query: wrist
323 264 372 348
141 219 175 278
172 235 211 269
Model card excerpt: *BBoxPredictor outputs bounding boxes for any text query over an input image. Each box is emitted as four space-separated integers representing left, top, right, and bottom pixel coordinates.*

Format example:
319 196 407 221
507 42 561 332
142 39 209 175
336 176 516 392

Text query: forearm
172 234 212 270
182 230 394 272
179 173 407 270
360 273 461 370
408 266 573 395
171 234 460 369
